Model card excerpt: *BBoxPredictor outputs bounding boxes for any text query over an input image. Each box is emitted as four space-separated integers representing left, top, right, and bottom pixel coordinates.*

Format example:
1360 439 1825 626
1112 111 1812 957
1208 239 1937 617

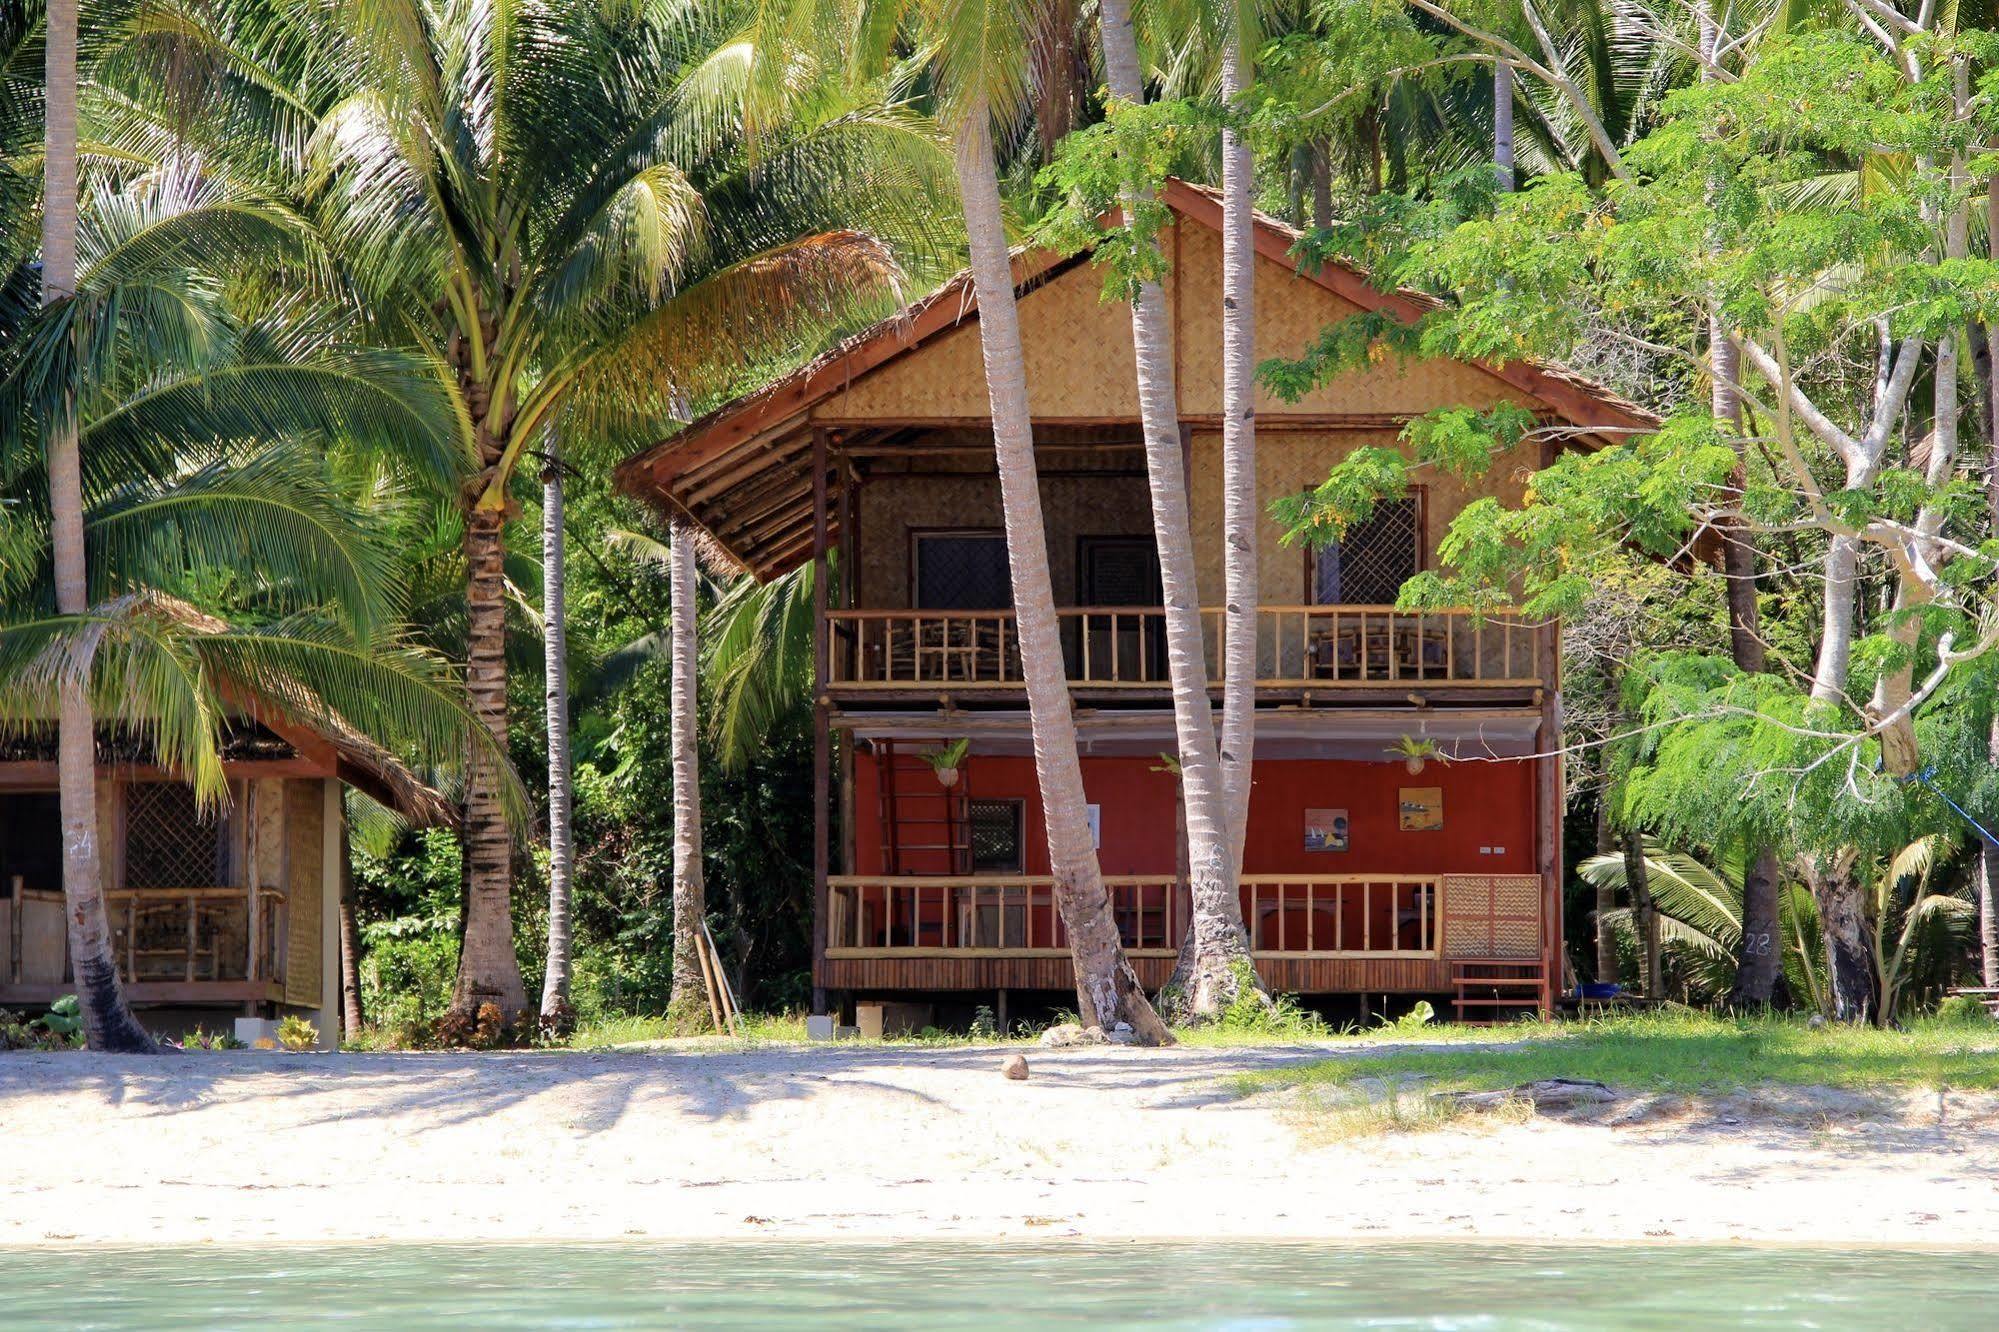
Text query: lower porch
819 871 1550 1008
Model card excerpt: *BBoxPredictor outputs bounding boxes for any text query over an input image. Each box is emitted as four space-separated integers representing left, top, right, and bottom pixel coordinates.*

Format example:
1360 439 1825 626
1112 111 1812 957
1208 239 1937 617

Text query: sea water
3 1240 1992 1329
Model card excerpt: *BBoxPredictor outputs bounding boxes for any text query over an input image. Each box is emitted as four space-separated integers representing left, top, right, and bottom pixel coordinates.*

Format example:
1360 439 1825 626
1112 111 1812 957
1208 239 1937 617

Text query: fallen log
1431 1078 1619 1111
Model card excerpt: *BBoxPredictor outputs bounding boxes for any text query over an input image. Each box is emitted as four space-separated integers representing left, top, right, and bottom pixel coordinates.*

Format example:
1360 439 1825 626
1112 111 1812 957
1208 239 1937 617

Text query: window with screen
123 782 229 889
914 532 1012 609
969 798 1025 873
1310 496 1420 605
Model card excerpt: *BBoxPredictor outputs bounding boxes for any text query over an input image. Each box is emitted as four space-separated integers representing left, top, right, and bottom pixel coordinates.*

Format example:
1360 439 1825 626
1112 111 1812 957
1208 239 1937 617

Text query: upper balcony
821 603 1551 698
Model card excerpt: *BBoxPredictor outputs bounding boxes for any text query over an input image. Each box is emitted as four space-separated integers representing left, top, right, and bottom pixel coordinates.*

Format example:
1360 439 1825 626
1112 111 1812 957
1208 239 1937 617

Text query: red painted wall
853 750 1536 878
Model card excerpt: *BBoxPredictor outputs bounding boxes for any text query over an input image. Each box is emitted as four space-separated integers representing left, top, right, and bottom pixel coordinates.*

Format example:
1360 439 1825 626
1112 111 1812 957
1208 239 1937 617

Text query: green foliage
1932 995 1996 1027
276 1016 320 1051
1239 1012 1999 1100
1036 99 1226 300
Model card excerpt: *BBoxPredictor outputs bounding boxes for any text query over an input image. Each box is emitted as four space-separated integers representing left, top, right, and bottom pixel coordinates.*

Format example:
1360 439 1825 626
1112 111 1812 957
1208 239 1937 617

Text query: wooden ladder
878 740 971 876
877 740 971 949
1451 959 1549 1026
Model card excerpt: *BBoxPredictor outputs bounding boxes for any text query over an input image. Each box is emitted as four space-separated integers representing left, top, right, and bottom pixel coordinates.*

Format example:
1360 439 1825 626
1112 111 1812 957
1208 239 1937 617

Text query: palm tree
953 101 1165 1041
127 0 952 1018
666 516 710 1031
3 157 513 1041
1210 0 1262 1000
36 0 151 1051
1093 0 1254 1020
1583 838 1971 1026
538 440 577 1032
898 0 1167 1038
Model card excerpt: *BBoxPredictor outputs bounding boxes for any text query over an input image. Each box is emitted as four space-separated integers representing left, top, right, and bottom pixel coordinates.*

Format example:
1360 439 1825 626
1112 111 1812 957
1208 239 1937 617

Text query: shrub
1932 994 1995 1027
277 1016 320 1051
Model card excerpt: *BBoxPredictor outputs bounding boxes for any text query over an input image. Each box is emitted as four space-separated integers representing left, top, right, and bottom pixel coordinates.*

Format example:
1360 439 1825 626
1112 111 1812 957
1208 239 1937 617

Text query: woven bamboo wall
1440 873 1543 960
814 220 1524 424
856 472 1154 608
1169 222 1512 416
283 777 324 1006
1186 428 1542 608
827 263 1142 419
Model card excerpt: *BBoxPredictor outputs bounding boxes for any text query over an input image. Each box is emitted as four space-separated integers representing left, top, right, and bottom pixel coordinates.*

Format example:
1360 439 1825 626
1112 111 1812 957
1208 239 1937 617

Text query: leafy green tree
1265 21 1999 1020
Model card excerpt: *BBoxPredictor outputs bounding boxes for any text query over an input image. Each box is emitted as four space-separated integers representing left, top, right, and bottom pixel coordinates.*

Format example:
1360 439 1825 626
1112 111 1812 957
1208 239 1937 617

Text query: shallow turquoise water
4 1240 1994 1329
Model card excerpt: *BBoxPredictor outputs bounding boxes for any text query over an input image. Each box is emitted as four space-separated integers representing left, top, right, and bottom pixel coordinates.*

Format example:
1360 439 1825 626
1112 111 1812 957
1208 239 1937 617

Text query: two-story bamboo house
617 180 1653 1022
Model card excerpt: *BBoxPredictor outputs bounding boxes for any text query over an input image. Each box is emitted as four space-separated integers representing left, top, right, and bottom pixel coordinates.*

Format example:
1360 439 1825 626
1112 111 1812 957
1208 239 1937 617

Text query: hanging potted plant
922 738 972 788
1387 734 1442 776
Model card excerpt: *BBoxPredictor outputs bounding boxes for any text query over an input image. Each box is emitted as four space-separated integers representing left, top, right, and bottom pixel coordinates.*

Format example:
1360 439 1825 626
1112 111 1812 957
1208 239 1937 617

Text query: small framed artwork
1398 787 1443 832
1087 803 1102 849
1304 808 1350 853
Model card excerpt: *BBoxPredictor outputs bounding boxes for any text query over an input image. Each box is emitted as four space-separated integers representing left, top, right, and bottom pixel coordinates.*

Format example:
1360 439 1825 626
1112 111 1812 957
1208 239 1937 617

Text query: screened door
1077 537 1164 681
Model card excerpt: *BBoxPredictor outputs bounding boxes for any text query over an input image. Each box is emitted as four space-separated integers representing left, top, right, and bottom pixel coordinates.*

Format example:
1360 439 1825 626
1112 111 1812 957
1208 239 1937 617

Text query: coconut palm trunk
1494 61 1514 191
538 445 577 1031
1984 172 1999 987
452 499 528 1020
1097 0 1253 1019
42 0 152 1054
1213 30 1261 908
952 104 1168 1042
339 869 366 1040
665 516 710 1030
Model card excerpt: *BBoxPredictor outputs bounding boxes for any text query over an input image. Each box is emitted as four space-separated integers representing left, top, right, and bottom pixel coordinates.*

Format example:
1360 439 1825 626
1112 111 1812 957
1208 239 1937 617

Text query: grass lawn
1234 1011 1999 1101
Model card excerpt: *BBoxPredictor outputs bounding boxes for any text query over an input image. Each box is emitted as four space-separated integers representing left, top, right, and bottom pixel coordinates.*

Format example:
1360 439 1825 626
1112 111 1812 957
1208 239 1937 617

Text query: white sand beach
5 1042 1997 1247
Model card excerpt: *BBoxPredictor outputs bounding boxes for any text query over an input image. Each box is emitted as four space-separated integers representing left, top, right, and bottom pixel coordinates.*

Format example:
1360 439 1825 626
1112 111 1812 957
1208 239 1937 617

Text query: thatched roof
1 594 455 828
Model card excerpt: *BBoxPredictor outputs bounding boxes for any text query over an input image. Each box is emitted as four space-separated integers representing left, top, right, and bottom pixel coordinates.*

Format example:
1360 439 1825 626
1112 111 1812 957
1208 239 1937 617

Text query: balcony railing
826 874 1441 958
107 887 287 985
822 606 1547 690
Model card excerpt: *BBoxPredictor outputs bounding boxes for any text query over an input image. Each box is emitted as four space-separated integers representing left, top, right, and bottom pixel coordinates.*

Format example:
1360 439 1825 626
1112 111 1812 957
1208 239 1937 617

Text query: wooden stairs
1451 959 1550 1025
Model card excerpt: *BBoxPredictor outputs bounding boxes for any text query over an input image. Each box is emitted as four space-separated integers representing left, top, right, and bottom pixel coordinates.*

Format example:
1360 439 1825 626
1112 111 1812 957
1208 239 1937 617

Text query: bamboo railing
826 873 1441 957
104 887 286 985
822 606 1545 690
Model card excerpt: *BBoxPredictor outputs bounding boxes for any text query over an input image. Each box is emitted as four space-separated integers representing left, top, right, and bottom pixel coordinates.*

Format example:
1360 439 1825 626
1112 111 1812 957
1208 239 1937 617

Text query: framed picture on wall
1087 803 1101 849
1398 787 1443 832
1304 808 1349 852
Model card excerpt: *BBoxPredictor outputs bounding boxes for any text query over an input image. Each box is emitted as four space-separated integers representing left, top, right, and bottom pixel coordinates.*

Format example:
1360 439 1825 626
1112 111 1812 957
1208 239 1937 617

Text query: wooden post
1536 622 1564 1015
811 427 831 1015
244 781 261 983
9 874 21 984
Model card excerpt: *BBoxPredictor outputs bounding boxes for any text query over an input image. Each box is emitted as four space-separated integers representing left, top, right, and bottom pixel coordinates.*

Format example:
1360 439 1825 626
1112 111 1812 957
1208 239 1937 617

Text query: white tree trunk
43 0 152 1053
665 516 710 1030
1214 35 1260 902
1097 0 1254 1019
1494 61 1514 192
538 448 577 1029
951 104 1169 1042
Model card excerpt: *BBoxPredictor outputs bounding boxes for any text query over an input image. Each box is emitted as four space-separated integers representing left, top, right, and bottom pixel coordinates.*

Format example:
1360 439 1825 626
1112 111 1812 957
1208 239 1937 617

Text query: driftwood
1432 1078 1619 1111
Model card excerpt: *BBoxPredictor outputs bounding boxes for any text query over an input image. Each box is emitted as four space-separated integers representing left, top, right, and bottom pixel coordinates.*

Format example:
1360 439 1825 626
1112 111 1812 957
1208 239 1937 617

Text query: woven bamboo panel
283 778 324 1007
820 217 1532 425
1441 873 1542 960
856 473 1154 608
827 262 1141 420
1168 223 1514 418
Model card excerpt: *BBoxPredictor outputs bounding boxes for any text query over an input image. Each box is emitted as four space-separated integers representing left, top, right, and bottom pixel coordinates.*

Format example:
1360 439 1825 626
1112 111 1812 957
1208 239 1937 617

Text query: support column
811 427 831 1015
1536 624 1564 1015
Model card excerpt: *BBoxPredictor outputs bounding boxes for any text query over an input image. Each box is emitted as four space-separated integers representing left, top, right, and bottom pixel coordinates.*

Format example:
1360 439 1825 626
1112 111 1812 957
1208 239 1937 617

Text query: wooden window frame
1303 486 1428 605
968 797 1027 874
908 526 1010 610
1074 534 1163 607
